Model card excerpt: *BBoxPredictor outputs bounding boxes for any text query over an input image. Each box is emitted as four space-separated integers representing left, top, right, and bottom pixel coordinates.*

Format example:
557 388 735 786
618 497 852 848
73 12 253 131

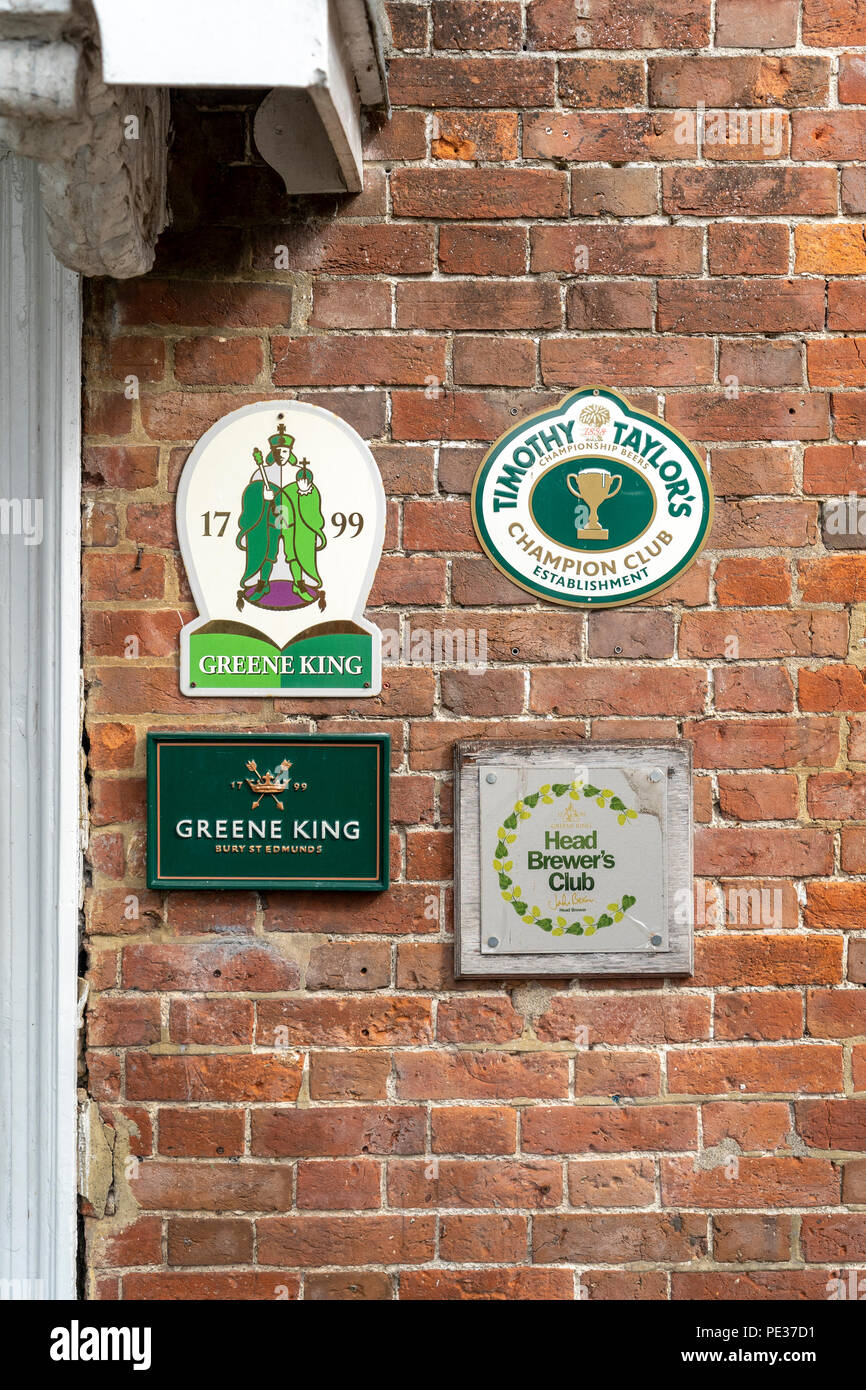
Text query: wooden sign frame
454 740 693 978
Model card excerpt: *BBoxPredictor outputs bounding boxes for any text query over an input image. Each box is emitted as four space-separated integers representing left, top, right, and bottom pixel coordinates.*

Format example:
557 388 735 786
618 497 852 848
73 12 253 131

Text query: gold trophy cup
566 468 622 540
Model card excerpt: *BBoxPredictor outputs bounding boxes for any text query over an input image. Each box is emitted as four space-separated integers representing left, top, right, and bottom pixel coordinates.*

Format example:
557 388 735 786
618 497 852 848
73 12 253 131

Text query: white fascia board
93 0 327 89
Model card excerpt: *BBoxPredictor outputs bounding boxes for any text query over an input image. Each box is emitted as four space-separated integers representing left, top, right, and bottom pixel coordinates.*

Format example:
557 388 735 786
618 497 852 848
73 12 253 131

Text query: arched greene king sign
471 388 714 609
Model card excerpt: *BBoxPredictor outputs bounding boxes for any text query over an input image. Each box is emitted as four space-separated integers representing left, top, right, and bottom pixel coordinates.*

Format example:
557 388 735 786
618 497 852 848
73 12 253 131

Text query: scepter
252 447 269 488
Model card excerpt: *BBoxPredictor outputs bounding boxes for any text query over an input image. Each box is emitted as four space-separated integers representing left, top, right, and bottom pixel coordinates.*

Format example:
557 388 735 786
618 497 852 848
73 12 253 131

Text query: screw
614 645 622 655
651 934 663 947
487 936 499 948
486 772 497 784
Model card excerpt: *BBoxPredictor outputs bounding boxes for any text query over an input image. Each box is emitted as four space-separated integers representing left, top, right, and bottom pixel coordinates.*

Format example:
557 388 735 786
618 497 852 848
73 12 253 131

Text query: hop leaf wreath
493 778 638 936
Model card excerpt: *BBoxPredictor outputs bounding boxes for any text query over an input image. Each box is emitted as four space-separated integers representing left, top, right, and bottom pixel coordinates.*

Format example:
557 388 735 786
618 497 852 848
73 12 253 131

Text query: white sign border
176 398 386 698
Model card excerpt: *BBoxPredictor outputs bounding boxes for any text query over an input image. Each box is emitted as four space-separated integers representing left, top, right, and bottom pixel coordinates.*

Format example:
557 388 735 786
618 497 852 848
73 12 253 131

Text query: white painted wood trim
0 150 81 1300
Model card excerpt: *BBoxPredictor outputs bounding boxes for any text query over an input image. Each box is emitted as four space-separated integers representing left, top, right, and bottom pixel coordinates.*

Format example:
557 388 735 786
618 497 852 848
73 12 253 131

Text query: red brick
804 880 866 930
807 989 866 1039
537 994 710 1046
567 282 654 331
389 57 554 107
716 0 799 47
167 1218 254 1266
121 1271 300 1300
397 280 559 330
89 1216 163 1269
558 59 645 107
432 111 518 161
87 995 160 1047
541 336 713 388
431 1106 518 1155
534 1211 706 1264
387 1157 562 1208
438 1214 527 1263
310 280 391 329
525 112 695 162
839 54 866 103
436 997 523 1043
273 335 445 386
308 1052 391 1101
393 167 568 219
122 941 297 993
660 280 824 335
530 667 706 717
808 772 866 820
131 1161 294 1212
128 1053 304 1104
432 2 522 51
663 1155 838 1206
168 998 254 1046
796 224 866 275
714 991 802 1041
803 0 866 46
804 444 866 493
400 1267 572 1299
296 1160 381 1211
526 0 711 50
523 1104 697 1154
394 1051 569 1100
702 1101 792 1151
532 225 701 276
452 336 536 387
673 1270 833 1299
663 166 837 217
650 56 829 108
157 1108 245 1158
694 935 843 988
256 997 432 1048
438 224 526 275
717 774 798 822
115 280 292 328
668 1044 843 1095
708 224 790 276
796 1099 866 1151
251 1106 425 1158
696 827 832 877
257 1214 435 1267
802 1215 866 1262
567 1158 656 1208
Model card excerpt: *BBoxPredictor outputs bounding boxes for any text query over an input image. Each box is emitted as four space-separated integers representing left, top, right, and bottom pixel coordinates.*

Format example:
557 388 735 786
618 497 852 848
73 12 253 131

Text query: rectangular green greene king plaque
147 732 389 891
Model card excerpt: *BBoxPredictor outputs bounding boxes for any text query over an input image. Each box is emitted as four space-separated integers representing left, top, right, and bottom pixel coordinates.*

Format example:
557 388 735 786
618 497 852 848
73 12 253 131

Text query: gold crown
245 759 291 808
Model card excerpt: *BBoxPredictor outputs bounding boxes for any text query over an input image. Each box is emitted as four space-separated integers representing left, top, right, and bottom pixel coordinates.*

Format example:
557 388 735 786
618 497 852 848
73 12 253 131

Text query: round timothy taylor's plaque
471 387 713 608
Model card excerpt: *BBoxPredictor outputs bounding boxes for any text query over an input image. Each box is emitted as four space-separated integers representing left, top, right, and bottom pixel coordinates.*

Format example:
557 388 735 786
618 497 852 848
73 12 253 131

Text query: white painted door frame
0 150 82 1300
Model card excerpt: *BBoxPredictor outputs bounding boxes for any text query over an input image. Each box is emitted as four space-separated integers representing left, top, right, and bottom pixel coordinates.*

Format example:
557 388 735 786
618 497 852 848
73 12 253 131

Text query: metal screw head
649 768 663 782
486 772 497 784
651 934 663 947
614 645 623 655
487 936 499 948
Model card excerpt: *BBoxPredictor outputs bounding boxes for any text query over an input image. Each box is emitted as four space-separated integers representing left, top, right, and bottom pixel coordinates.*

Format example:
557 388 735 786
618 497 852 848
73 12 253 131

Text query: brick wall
82 1 866 1300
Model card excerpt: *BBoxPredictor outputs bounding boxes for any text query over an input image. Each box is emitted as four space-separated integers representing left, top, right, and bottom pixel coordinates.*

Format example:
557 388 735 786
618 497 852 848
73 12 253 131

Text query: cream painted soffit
0 0 389 277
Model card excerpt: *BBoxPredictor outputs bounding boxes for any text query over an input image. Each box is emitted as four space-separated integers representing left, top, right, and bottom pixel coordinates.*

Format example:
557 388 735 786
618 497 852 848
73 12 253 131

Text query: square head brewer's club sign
471 387 713 608
147 732 389 891
176 400 386 696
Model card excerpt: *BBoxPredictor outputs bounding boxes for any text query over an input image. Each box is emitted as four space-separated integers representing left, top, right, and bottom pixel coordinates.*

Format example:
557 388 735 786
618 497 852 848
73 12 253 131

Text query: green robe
237 477 326 588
